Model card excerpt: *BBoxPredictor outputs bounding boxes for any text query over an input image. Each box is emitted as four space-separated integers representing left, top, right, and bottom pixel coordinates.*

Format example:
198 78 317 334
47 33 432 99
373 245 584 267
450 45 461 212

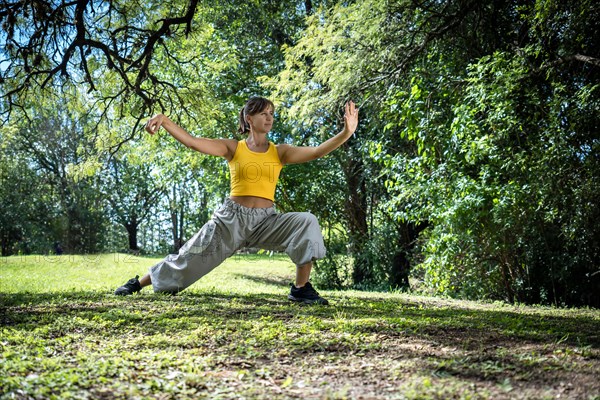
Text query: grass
1 253 599 399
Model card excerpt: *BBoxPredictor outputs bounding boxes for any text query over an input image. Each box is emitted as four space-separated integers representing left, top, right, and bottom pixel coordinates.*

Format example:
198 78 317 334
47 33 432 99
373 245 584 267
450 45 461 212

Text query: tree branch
560 54 600 68
0 0 200 128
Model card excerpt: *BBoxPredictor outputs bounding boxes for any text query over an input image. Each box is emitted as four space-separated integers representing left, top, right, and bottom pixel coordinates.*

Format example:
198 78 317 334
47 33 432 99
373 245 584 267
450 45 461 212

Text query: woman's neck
246 132 269 149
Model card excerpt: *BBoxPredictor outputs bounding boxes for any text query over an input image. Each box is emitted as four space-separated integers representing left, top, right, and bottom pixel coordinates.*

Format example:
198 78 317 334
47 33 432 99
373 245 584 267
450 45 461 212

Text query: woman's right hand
145 114 166 135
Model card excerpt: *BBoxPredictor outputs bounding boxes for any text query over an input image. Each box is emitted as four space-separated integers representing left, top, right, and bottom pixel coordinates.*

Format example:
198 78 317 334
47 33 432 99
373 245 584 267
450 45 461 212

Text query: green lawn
1 254 599 399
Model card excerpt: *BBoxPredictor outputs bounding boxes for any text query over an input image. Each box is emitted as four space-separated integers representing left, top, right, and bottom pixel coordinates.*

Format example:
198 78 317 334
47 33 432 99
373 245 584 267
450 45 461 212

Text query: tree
148 137 213 253
2 101 109 253
272 0 600 305
0 135 52 255
1 0 199 123
103 144 165 252
0 0 325 147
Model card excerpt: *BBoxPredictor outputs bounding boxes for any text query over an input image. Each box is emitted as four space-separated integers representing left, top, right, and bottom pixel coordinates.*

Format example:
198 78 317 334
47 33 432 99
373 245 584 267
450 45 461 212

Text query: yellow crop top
228 140 283 201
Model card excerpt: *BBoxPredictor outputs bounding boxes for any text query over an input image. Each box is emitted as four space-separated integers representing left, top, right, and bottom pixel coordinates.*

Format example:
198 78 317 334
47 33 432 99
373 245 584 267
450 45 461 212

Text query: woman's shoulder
220 137 240 148
275 143 292 163
216 138 239 161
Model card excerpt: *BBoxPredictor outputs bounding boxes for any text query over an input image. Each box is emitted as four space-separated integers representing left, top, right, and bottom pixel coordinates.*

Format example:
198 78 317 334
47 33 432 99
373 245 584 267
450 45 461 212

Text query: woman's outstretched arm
146 113 237 159
277 101 359 165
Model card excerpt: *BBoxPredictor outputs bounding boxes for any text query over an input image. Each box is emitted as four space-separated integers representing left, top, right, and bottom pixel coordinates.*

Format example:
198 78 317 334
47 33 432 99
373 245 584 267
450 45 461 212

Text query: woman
115 97 359 305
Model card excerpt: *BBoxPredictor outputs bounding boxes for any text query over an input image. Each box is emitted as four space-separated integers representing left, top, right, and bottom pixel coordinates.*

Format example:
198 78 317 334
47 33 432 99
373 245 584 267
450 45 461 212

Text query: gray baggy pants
149 198 326 293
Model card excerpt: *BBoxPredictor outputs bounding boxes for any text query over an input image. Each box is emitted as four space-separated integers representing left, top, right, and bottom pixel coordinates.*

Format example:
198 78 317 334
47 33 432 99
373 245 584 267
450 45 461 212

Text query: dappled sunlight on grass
1 254 599 399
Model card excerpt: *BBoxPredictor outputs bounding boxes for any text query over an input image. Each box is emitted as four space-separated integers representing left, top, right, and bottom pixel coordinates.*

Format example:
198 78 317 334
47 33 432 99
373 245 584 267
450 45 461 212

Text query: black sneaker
288 282 329 305
115 275 142 296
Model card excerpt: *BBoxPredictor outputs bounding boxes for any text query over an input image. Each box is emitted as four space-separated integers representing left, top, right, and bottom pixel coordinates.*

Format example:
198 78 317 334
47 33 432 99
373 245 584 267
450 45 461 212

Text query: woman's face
247 106 274 133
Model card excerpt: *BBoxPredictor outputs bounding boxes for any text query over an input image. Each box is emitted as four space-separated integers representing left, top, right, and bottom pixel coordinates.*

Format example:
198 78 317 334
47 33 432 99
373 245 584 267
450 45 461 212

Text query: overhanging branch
0 0 200 126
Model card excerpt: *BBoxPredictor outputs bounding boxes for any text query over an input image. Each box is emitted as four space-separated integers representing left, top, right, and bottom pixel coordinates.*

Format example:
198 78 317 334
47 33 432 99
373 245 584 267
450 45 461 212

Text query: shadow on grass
231 272 291 287
1 290 598 350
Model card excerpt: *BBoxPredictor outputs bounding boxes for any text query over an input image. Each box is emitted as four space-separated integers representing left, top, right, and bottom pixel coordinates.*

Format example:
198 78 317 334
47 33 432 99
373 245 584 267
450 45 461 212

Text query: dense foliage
1 0 598 306
271 0 600 306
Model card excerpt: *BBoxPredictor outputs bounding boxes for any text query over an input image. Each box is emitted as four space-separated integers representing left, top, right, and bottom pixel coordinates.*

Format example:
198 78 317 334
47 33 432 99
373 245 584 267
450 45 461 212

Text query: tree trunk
178 206 185 251
390 221 428 289
305 0 313 16
1 233 8 257
171 209 179 252
344 156 370 285
170 184 185 253
125 217 139 251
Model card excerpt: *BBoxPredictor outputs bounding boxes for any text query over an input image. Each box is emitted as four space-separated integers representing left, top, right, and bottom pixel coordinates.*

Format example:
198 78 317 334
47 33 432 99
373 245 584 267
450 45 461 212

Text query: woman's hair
238 97 275 134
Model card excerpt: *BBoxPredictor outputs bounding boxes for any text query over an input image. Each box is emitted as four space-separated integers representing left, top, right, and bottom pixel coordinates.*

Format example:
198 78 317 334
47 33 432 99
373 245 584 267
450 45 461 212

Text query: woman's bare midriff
230 196 274 209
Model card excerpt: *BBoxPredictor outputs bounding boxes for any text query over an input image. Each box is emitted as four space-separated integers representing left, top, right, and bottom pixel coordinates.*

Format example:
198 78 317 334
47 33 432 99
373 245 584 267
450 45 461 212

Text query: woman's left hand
343 100 359 136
